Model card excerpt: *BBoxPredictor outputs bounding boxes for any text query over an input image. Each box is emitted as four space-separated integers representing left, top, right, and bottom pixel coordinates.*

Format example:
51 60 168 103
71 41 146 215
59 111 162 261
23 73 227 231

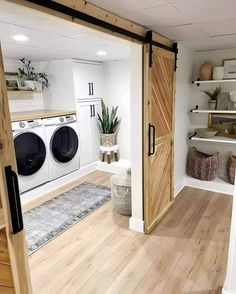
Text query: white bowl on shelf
229 91 236 107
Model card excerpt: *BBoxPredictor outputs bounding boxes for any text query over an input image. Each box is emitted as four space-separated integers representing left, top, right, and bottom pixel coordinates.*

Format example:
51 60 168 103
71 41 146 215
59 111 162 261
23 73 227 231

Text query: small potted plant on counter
18 58 49 91
202 86 221 110
97 100 120 147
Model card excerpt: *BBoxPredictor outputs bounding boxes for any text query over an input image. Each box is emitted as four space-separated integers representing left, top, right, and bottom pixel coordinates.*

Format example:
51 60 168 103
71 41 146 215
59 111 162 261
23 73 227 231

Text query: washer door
14 132 46 176
51 126 79 163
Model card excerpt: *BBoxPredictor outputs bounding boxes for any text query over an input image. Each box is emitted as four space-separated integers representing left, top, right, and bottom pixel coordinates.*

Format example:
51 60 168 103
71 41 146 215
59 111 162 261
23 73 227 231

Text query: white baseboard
21 162 97 205
96 159 131 174
184 175 233 195
222 289 230 294
129 217 144 233
174 182 184 197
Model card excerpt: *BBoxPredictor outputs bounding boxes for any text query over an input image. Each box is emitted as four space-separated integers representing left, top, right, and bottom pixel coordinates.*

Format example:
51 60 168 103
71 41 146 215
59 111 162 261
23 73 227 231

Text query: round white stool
100 145 118 164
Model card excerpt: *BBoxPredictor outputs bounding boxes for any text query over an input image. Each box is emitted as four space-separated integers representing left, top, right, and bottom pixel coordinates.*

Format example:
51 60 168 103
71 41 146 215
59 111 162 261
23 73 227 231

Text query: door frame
0 44 32 293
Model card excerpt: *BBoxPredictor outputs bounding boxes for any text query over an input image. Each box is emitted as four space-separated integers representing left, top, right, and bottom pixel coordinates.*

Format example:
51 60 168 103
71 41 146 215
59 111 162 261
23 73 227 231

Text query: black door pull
90 105 93 117
91 83 94 95
93 105 95 117
148 123 156 156
5 165 23 234
88 83 91 95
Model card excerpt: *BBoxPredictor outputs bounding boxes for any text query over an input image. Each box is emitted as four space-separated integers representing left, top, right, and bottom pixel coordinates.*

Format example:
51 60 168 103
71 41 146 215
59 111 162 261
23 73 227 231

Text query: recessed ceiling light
97 50 107 56
12 34 29 42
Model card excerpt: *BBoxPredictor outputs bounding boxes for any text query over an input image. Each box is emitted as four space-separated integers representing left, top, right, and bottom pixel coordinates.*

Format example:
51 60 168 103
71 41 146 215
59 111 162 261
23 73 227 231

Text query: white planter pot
24 80 42 91
208 100 217 110
213 67 224 80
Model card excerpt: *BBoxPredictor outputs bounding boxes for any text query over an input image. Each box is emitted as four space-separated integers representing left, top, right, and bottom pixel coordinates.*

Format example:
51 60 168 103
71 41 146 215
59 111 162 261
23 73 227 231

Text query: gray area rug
23 182 111 255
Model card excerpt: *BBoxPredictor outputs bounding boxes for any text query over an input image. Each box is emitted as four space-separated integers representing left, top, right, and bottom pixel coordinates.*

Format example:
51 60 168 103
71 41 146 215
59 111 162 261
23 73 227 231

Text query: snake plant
202 86 222 100
97 100 120 134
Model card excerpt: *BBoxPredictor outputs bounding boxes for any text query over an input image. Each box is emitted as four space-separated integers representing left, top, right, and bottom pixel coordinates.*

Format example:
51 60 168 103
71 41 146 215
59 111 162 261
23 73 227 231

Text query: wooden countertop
11 109 76 122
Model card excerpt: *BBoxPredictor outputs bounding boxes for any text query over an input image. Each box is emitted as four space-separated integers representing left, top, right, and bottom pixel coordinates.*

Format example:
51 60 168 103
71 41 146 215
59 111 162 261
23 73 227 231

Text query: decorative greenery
97 100 120 134
18 58 49 88
202 86 221 100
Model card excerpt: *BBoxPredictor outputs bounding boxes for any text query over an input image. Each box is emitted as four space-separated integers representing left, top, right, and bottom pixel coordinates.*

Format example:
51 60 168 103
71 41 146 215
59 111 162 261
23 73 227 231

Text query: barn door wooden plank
144 44 176 233
0 43 32 293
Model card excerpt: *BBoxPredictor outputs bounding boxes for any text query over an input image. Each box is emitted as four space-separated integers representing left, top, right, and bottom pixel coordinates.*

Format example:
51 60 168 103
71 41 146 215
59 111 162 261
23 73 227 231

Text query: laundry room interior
1 1 144 255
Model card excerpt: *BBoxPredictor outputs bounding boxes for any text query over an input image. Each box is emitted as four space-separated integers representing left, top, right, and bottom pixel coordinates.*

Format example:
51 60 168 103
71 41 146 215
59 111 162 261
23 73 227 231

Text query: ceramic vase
213 67 224 80
200 61 213 81
208 100 216 110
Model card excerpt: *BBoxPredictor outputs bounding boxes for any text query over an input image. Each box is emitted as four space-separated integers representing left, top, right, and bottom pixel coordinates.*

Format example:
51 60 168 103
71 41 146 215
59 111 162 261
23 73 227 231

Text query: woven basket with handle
188 147 219 181
226 152 236 184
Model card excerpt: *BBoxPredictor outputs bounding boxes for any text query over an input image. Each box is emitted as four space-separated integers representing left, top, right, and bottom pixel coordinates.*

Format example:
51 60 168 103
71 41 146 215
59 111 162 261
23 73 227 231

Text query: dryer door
51 126 79 163
14 132 46 176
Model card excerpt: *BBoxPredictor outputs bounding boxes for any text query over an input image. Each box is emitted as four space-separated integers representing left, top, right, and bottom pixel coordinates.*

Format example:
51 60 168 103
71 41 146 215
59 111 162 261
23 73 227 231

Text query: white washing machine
43 114 80 181
12 119 49 193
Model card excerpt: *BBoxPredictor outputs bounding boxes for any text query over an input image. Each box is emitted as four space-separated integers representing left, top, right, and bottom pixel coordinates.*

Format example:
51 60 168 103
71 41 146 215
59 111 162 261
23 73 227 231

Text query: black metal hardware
146 31 153 68
192 78 201 87
148 123 156 156
190 105 199 113
5 165 23 234
172 42 178 71
90 105 93 117
88 83 92 95
189 132 197 140
26 0 175 53
93 105 96 117
91 83 94 95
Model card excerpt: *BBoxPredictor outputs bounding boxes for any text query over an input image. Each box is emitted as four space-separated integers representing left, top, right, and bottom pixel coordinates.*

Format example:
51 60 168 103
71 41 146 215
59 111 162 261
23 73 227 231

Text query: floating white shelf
192 79 236 85
0 208 5 229
191 109 236 114
190 135 236 144
7 90 42 94
184 175 233 195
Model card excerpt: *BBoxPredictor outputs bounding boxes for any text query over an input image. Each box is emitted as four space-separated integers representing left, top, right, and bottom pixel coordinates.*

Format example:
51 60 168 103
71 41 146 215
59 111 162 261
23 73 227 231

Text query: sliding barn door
144 45 175 233
0 44 32 293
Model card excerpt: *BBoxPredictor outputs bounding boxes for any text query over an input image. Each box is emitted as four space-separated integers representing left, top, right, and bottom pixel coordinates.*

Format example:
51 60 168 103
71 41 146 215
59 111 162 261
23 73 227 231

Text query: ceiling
88 0 236 51
0 0 130 62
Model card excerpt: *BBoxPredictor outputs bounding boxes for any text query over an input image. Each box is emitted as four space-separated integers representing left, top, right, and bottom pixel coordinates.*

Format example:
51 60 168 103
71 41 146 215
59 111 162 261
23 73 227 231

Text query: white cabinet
77 99 101 166
74 62 103 100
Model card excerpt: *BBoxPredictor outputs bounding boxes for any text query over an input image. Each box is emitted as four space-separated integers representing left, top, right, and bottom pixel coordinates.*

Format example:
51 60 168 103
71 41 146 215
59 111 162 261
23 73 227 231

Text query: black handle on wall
148 123 156 156
5 165 23 234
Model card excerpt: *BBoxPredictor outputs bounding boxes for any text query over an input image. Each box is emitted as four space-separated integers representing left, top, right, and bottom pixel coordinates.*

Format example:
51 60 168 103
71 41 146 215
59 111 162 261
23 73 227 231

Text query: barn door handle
148 123 155 156
5 165 23 234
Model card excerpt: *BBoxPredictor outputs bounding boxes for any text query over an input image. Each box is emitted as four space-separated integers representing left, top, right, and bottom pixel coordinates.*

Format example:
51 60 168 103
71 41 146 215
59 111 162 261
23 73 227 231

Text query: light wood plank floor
28 171 232 294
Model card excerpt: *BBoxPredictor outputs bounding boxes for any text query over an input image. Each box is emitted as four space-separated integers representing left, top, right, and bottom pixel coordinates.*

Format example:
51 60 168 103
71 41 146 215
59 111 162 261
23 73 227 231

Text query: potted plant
97 100 120 146
18 58 49 91
202 86 221 110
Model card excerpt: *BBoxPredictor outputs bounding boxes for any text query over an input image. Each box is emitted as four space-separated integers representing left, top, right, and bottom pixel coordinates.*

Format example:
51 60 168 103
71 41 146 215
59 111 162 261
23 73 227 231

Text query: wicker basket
100 133 117 147
111 172 131 216
188 147 219 181
226 152 236 184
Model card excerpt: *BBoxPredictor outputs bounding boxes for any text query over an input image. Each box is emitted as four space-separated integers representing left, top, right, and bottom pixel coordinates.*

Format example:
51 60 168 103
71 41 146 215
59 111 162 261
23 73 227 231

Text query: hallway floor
29 171 232 293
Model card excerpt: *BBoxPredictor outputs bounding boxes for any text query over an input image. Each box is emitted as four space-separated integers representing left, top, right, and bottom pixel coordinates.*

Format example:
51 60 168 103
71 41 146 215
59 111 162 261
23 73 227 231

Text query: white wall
174 44 194 196
129 44 143 232
40 59 76 110
223 179 236 294
4 58 45 112
103 59 131 160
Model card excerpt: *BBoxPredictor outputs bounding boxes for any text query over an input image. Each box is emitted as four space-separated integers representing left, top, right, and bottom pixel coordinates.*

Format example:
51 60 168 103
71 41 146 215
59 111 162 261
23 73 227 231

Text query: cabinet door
0 44 32 293
91 101 101 161
74 63 103 99
77 103 93 166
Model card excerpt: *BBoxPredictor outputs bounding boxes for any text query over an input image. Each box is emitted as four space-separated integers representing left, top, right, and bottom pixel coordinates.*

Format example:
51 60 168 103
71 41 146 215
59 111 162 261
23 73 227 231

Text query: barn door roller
145 31 178 70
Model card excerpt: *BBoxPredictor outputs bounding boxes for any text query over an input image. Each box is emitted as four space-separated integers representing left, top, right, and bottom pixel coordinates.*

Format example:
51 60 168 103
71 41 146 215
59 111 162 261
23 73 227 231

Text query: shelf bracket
192 78 200 87
190 105 199 113
189 132 197 140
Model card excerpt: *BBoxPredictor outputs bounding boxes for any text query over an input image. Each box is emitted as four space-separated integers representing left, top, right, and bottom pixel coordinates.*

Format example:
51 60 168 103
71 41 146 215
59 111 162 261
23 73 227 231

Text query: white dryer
12 119 49 193
43 115 79 181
